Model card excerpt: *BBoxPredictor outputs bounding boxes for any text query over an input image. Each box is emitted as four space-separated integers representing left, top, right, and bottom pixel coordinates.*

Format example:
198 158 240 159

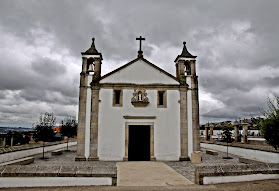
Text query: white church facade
75 37 200 161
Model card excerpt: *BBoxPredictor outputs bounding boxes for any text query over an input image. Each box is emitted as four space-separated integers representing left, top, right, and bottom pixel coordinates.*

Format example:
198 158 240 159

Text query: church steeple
81 38 103 81
174 42 196 62
175 41 197 85
82 38 103 59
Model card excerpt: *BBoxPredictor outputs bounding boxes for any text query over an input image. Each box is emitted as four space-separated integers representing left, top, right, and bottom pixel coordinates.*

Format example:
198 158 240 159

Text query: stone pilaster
75 72 88 161
205 123 209 141
234 125 239 142
2 138 6 147
93 57 102 80
192 72 200 151
242 123 249 144
209 124 214 142
179 86 189 161
88 85 100 161
205 127 208 140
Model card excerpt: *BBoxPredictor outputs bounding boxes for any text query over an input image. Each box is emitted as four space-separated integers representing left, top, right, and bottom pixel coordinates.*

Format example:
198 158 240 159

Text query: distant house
53 126 62 132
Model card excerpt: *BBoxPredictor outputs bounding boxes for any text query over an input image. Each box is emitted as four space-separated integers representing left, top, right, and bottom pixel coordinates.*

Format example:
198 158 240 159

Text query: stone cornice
100 83 182 89
123 116 156 119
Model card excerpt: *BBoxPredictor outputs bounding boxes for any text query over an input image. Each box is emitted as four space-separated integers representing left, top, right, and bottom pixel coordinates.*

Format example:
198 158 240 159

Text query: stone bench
206 149 218 155
51 149 63 155
195 163 279 185
239 157 264 164
0 157 34 166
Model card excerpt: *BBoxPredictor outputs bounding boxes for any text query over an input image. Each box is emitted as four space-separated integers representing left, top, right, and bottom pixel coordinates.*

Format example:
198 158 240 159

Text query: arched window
87 58 94 72
184 61 191 75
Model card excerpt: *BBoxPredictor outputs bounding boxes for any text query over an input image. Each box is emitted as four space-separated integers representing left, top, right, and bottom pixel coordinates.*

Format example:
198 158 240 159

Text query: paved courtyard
29 145 240 183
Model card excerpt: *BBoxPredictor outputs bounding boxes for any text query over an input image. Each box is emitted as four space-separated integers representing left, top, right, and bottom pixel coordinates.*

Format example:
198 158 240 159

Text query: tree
33 112 56 159
221 124 233 159
60 116 77 151
259 93 279 150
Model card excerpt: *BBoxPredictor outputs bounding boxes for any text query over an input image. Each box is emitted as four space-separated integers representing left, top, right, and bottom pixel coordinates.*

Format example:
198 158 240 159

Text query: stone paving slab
35 166 61 177
117 162 193 186
76 166 93 177
2 165 22 176
16 165 38 176
59 166 78 177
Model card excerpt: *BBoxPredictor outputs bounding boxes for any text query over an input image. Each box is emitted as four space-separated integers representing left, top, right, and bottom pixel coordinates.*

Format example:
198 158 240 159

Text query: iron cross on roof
136 36 145 52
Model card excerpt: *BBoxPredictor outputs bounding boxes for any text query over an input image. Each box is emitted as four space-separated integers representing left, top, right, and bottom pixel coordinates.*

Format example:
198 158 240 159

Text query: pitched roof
174 42 196 62
81 38 102 58
100 57 178 82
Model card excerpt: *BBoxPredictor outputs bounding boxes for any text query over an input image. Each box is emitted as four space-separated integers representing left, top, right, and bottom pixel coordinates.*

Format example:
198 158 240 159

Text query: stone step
51 149 64 155
206 149 218 155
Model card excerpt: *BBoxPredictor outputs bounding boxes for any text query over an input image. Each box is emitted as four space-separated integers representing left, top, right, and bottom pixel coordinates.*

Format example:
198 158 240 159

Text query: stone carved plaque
131 88 149 107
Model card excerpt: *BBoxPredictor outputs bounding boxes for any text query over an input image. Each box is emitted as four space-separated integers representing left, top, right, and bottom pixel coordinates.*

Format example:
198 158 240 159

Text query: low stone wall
0 142 77 163
201 143 279 163
195 163 279 185
0 165 117 186
201 140 279 153
0 140 76 155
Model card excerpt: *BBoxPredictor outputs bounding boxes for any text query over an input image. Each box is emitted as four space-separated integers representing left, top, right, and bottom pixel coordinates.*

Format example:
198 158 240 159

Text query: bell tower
76 38 102 161
175 42 200 160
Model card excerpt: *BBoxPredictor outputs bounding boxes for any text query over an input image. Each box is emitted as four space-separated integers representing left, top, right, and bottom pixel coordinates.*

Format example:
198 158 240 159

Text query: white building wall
98 88 181 161
100 60 179 85
186 77 193 158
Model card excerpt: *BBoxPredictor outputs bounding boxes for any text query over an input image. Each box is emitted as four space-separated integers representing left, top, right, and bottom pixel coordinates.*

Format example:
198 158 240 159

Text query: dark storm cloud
31 57 66 76
0 0 279 126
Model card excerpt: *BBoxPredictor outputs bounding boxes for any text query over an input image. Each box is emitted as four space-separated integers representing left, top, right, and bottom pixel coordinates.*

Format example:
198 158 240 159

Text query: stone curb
195 163 279 185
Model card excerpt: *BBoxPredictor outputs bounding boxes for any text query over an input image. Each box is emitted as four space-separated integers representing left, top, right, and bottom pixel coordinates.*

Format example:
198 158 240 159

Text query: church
75 37 200 161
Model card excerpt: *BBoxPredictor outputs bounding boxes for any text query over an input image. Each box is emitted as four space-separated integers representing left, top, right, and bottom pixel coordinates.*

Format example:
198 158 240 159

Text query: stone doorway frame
123 122 156 161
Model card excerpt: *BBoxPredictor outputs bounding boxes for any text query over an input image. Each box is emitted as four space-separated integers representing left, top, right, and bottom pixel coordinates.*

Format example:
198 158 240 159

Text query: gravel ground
31 145 241 183
29 145 116 168
165 148 240 182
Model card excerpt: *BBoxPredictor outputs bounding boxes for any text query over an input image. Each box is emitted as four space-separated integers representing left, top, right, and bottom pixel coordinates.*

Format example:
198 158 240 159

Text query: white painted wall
203 174 279 185
186 77 193 158
98 88 181 161
201 143 279 163
100 60 179 85
0 177 112 187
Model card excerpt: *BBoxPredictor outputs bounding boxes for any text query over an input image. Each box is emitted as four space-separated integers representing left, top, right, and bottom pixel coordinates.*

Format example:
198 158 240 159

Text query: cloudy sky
0 0 278 127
